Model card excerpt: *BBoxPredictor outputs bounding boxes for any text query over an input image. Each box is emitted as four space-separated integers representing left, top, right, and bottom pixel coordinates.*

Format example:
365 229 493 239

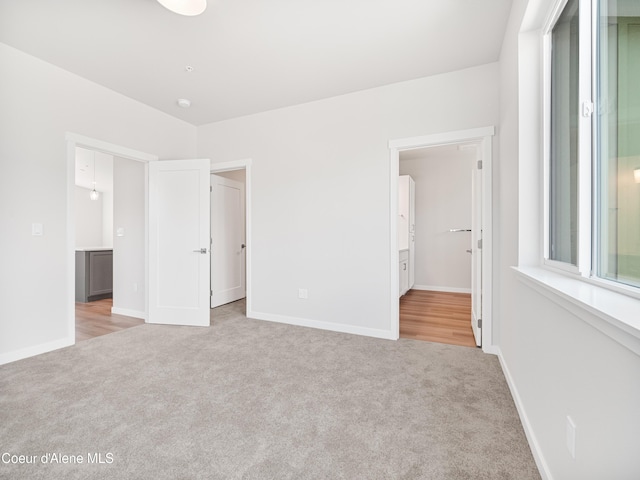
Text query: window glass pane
550 0 580 265
596 0 640 288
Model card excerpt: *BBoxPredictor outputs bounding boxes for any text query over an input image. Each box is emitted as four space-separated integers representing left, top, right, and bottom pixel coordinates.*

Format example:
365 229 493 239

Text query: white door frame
209 159 253 315
388 126 496 353
66 133 156 343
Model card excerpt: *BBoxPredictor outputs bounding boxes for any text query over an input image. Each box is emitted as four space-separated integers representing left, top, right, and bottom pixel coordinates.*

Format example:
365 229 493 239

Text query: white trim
514 266 640 356
412 285 472 294
67 133 157 348
497 347 553 480
111 307 146 320
388 126 495 150
0 338 74 366
210 159 253 315
576 0 593 277
389 148 400 339
65 133 157 163
389 126 495 352
248 310 397 341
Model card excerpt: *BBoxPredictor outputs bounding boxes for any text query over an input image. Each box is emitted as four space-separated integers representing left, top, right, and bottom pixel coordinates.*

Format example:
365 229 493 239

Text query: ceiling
0 0 512 126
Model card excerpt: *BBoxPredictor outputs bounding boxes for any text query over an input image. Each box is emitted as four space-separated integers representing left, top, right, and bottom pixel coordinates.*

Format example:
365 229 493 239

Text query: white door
210 174 246 307
470 157 482 346
148 159 211 326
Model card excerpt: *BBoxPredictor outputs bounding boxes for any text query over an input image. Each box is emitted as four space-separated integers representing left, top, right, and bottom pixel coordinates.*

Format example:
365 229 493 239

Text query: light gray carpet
0 301 540 479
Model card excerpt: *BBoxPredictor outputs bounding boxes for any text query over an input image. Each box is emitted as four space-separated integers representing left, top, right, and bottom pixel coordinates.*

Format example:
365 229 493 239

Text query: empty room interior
0 0 639 479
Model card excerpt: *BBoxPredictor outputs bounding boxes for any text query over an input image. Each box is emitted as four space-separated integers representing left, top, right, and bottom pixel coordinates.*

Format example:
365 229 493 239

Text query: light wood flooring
77 293 475 347
400 289 477 348
75 299 145 342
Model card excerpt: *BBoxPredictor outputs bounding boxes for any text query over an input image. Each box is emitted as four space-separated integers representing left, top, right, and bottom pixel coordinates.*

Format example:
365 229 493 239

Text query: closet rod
448 229 471 232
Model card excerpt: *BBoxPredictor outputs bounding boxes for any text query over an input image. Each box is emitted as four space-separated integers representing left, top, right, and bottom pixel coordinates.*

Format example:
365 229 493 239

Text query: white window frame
543 0 593 277
542 0 640 300
515 0 640 361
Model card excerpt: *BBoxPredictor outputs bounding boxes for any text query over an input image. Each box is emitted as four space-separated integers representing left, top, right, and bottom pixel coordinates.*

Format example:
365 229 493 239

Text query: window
549 0 580 266
547 0 640 292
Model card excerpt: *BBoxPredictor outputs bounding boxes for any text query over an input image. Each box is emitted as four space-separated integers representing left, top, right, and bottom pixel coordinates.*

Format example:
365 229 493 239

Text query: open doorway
209 159 253 323
67 134 155 343
210 170 246 308
398 144 478 347
388 127 495 353
73 147 146 340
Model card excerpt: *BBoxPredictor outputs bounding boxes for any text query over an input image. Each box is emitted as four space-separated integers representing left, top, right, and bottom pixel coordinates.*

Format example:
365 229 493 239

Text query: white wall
0 42 196 363
400 147 475 292
497 0 640 477
101 191 113 247
197 63 499 337
74 186 104 247
112 157 146 318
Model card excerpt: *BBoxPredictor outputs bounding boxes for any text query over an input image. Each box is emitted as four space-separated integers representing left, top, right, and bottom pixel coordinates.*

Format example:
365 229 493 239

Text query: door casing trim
388 127 496 353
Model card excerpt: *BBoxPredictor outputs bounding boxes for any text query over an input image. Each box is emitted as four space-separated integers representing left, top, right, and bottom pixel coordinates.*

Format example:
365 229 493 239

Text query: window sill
513 266 640 356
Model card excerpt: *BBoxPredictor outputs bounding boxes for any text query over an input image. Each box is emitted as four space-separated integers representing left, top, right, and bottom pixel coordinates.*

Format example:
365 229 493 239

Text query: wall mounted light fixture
634 167 640 184
157 0 206 16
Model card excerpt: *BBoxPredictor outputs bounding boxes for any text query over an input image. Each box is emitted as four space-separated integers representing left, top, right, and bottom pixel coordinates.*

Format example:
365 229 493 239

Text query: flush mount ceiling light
177 98 191 108
157 0 206 16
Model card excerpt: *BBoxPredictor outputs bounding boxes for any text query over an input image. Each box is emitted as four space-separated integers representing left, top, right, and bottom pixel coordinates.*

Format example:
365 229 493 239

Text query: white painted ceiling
0 0 512 126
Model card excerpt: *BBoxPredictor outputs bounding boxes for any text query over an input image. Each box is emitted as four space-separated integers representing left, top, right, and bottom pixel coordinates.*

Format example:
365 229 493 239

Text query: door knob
466 249 472 254
193 248 208 254
241 244 246 249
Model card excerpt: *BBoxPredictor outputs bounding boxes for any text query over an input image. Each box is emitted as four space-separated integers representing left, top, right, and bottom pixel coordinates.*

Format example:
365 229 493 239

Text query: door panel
149 159 211 326
211 174 246 307
471 157 482 346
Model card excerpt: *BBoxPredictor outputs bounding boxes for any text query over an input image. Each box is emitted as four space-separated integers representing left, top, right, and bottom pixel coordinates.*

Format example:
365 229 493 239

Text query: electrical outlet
298 288 308 299
566 416 576 459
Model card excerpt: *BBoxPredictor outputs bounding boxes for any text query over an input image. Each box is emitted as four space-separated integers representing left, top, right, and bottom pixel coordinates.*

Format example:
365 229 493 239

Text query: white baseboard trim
247 310 397 340
413 284 472 294
111 307 146 320
497 347 552 480
0 337 74 365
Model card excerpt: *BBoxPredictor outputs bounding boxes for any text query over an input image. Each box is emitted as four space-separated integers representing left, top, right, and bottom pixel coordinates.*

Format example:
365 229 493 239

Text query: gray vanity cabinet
75 249 113 302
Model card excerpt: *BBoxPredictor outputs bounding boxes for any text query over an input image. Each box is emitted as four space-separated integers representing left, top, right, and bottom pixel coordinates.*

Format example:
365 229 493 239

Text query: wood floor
77 292 474 347
400 289 477 348
75 299 145 342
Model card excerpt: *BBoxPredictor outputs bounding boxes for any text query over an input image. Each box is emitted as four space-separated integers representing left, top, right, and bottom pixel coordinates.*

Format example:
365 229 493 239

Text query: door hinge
210 290 213 297
477 238 482 249
477 160 483 170
210 185 212 192
478 318 482 328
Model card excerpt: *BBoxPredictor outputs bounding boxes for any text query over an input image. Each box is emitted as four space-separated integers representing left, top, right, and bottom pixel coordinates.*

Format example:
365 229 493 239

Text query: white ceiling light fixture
634 167 640 184
90 151 100 201
177 98 191 108
157 0 207 16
